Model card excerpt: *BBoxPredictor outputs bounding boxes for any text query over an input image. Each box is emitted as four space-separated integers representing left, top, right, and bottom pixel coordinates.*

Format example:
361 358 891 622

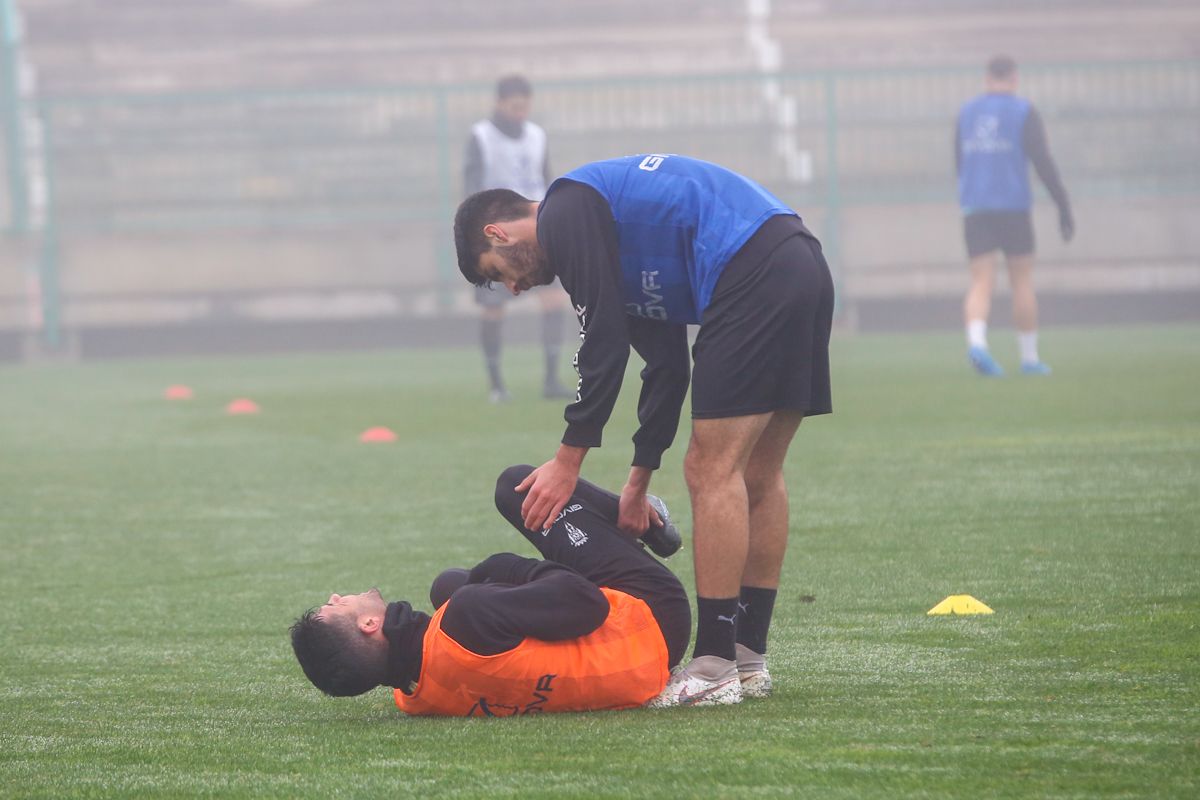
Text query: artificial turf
1 324 1197 798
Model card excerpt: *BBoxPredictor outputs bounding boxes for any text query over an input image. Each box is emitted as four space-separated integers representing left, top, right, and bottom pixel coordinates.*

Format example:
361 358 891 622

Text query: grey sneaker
646 655 743 708
642 495 682 558
489 388 512 404
735 643 772 699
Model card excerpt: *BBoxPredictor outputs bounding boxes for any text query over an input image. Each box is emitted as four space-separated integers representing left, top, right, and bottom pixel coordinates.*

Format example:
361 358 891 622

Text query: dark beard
498 241 552 289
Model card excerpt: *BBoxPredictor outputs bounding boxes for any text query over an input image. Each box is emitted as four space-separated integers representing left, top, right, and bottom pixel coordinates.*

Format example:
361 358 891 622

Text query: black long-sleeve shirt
440 553 610 655
954 102 1071 213
384 553 611 690
537 180 690 469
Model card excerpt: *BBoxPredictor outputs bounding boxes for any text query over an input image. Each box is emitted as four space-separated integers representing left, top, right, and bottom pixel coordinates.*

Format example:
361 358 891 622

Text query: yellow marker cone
927 594 994 616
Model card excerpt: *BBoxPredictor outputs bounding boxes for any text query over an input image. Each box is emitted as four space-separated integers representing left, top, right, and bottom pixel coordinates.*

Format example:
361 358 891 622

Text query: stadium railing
2 60 1198 345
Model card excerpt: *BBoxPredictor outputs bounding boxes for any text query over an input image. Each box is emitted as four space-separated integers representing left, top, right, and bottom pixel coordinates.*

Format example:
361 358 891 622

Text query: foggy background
1 0 1197 361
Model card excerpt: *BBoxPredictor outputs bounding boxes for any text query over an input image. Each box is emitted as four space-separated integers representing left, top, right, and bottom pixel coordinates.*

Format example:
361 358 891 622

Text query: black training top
382 553 610 689
536 180 691 469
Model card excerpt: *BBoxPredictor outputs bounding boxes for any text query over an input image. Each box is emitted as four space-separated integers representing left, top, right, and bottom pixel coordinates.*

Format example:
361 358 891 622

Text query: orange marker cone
164 385 194 400
225 398 260 415
359 426 397 443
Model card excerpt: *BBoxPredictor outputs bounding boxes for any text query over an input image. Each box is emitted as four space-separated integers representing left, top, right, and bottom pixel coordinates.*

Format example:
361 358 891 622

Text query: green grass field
2 324 1198 799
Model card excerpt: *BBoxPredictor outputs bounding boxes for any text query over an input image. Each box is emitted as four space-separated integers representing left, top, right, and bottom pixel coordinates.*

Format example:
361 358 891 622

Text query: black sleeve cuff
632 443 664 470
562 422 603 449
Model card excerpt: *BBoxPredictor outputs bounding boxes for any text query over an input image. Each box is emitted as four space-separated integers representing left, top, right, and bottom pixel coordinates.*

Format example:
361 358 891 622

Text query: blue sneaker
968 346 1004 377
1021 360 1052 375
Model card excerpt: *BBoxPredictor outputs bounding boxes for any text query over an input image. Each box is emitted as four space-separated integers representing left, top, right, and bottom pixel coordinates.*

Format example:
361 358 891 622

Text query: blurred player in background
465 74 574 403
454 154 834 706
956 54 1074 377
290 466 688 716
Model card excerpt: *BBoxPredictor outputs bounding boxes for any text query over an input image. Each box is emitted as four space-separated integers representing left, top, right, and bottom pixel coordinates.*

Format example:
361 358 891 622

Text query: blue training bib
550 155 797 324
957 94 1032 212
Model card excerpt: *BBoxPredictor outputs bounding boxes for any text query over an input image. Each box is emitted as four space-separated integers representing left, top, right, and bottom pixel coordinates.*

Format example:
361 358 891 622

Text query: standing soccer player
453 154 835 706
957 54 1074 376
464 74 574 402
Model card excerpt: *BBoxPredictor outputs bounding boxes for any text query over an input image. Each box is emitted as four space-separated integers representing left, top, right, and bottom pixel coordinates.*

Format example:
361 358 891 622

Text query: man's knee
684 439 739 493
745 468 786 507
683 447 708 494
495 464 535 517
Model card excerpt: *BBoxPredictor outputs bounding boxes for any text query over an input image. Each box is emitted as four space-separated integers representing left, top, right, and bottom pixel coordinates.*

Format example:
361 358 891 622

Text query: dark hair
987 55 1017 80
496 74 532 100
289 609 379 697
453 188 533 286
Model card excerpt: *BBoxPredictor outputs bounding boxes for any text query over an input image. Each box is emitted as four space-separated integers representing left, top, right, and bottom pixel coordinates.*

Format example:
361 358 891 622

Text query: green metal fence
3 60 1199 344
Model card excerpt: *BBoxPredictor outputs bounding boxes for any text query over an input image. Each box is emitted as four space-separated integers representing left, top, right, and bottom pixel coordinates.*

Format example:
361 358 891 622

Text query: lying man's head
290 588 390 697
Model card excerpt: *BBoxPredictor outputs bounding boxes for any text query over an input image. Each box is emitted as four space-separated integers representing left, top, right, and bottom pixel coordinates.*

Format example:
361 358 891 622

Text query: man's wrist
554 443 587 471
625 465 653 493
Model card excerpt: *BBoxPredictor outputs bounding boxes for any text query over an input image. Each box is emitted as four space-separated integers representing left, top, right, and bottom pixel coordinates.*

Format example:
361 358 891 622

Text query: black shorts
691 215 834 419
493 465 692 668
963 210 1035 258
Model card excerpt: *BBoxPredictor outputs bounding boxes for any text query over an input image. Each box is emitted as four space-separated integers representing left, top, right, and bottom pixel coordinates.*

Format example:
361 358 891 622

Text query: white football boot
735 643 772 699
646 655 743 708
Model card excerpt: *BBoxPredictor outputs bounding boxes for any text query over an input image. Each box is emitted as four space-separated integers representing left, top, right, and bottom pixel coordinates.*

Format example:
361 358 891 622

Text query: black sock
735 586 777 655
692 596 738 661
481 318 504 391
542 309 564 385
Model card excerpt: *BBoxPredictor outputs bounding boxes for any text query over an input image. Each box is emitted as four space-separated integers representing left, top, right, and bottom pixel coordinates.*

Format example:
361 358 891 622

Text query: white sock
1018 331 1040 364
967 320 988 350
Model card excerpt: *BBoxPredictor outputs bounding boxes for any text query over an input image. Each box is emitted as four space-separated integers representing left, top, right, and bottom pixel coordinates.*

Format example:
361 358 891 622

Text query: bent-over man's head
290 588 389 697
454 189 552 294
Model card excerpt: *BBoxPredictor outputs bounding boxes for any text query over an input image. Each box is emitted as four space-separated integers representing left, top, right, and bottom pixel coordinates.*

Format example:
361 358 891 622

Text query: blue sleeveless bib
549 155 796 324
957 94 1032 212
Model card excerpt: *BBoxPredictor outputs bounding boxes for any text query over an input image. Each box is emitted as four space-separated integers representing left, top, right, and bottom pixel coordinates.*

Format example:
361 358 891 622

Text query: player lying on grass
291 465 763 715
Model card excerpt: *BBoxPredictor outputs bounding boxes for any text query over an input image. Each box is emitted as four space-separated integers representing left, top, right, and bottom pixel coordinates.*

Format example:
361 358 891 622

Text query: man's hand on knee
516 445 586 531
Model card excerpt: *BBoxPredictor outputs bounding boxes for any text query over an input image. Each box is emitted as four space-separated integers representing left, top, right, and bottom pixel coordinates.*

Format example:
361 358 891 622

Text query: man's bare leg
965 253 1004 375
1008 254 1036 332
964 252 996 339
1007 254 1048 372
742 410 805 589
648 410 795 708
685 413 773 600
735 410 804 697
647 413 771 708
